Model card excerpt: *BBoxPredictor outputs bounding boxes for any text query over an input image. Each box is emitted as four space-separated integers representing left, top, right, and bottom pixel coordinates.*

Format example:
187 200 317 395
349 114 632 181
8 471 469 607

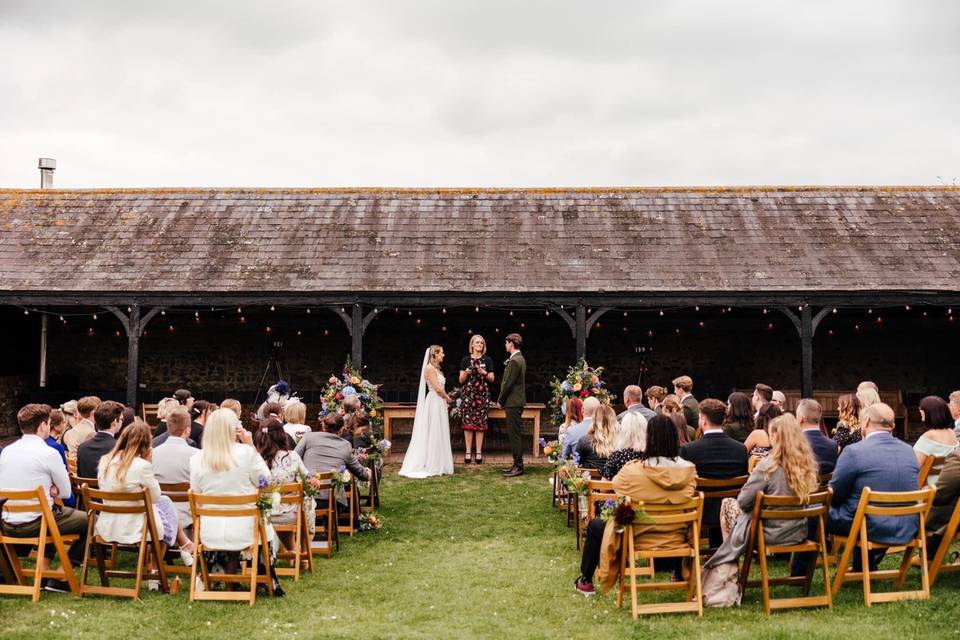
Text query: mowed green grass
1 465 959 639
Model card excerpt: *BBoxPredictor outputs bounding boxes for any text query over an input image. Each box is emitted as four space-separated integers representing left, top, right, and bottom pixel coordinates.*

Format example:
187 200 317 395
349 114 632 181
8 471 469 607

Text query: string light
92 313 98 320
699 321 705 328
695 306 700 312
509 310 513 316
408 310 413 316
270 305 275 311
442 308 447 314
545 310 550 316
827 329 835 336
659 309 664 316
868 308 873 314
297 330 302 336
905 305 911 311
306 308 311 314
623 311 627 317
675 328 681 335
239 316 246 323
475 306 479 313
237 307 242 313
340 306 345 313
520 322 526 329
23 309 28 315
160 310 166 316
265 326 272 333
763 308 768 314
647 330 654 337
59 315 64 322
832 308 837 314
415 318 422 325
323 329 330 336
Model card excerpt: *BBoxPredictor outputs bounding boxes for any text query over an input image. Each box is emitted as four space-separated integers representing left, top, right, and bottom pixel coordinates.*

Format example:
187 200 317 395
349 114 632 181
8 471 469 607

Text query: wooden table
382 402 547 456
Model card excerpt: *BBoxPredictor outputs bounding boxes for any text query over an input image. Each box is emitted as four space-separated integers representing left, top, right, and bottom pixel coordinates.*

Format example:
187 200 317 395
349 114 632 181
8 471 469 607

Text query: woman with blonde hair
601 411 647 479
832 393 862 450
856 386 881 417
151 396 182 439
458 334 495 464
221 398 243 419
575 404 620 470
703 413 820 603
97 422 194 568
282 401 310 443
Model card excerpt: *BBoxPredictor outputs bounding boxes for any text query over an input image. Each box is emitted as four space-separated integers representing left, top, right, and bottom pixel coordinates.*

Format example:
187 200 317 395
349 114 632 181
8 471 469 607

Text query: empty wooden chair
0 487 80 601
140 403 160 426
188 491 273 606
831 486 935 607
78 484 169 600
616 494 704 619
268 482 312 581
738 489 833 614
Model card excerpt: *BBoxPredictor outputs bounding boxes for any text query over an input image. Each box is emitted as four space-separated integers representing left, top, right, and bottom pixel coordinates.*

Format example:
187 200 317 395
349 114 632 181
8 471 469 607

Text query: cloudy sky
1 0 958 188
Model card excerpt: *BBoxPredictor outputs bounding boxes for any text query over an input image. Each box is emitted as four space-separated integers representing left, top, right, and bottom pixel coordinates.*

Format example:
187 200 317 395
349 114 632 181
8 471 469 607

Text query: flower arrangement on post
548 359 615 426
538 438 563 464
300 471 326 499
256 474 281 521
600 496 653 533
320 359 384 431
556 458 591 496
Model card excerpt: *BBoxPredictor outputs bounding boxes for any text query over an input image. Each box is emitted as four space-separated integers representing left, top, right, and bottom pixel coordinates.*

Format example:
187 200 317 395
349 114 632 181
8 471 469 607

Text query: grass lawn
2 465 959 639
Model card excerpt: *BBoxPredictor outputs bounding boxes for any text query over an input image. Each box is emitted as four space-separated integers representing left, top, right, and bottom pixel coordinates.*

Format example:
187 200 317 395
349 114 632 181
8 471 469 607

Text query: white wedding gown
399 370 454 478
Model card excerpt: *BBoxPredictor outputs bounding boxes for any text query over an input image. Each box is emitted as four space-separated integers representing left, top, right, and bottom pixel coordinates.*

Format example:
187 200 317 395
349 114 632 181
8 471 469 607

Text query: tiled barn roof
1 187 959 294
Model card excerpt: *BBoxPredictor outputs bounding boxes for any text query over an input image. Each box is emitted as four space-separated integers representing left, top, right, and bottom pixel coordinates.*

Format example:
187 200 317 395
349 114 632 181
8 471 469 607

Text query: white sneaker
179 547 194 567
147 580 160 591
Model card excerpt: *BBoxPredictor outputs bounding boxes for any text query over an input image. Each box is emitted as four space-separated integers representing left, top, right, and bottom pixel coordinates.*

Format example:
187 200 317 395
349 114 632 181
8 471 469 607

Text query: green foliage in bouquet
320 358 384 430
548 358 616 425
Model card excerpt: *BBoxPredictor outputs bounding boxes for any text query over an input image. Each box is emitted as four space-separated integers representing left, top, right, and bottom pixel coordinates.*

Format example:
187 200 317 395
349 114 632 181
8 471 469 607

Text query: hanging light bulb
306 308 311 314
905 305 911 311
297 330 302 336
408 310 413 316
763 308 768 314
868 308 873 314
237 307 242 313
442 308 447 314
545 309 550 316
161 310 166 316
92 313 98 320
270 305 275 311
23 309 28 315
695 306 700 312
659 309 664 316
340 306 345 313
59 315 64 322
475 306 479 312
509 310 514 316
832 308 837 314
623 311 627 317
194 311 199 318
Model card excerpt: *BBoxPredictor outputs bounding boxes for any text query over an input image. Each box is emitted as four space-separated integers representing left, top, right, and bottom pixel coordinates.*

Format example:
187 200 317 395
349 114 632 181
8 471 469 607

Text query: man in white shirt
151 407 197 530
561 396 601 460
0 404 88 591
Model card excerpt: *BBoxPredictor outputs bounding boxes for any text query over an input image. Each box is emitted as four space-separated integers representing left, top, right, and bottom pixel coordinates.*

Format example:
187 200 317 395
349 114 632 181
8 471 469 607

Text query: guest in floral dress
832 394 862 451
254 418 315 536
458 334 495 464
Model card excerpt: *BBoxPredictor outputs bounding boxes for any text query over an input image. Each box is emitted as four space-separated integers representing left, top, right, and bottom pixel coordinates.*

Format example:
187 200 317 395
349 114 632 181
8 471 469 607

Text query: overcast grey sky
1 0 958 188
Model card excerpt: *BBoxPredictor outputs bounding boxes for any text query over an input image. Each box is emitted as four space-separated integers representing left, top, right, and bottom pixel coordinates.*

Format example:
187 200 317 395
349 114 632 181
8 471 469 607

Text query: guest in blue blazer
796 399 838 475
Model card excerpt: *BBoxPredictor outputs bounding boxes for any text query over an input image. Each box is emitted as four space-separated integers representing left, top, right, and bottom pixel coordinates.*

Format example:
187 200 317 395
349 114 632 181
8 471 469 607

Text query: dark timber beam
778 305 832 399
106 304 165 408
575 304 586 360
330 304 369 369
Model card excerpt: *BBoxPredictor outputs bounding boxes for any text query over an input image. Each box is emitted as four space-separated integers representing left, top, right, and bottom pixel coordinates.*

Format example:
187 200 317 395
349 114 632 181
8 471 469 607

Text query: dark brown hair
724 392 753 428
17 403 52 434
698 398 726 427
253 417 290 468
174 389 192 405
754 384 773 403
643 415 680 459
920 396 953 430
49 409 66 431
94 400 124 431
754 401 782 433
322 413 344 433
645 385 667 402
191 399 211 420
505 333 523 349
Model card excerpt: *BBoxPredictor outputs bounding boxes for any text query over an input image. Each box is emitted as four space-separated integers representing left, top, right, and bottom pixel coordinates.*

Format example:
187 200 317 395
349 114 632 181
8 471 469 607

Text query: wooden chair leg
859 523 872 607
758 536 772 615
248 533 259 607
628 532 639 620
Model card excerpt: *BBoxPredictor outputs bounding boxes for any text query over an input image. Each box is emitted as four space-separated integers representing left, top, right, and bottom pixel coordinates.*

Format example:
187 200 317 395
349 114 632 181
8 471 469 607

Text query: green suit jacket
497 352 526 408
681 394 699 429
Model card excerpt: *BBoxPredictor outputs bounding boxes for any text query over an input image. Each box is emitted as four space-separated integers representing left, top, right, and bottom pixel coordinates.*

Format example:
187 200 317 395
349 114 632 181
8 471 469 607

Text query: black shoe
464 454 472 464
42 579 71 593
501 466 517 475
475 454 483 464
504 467 524 478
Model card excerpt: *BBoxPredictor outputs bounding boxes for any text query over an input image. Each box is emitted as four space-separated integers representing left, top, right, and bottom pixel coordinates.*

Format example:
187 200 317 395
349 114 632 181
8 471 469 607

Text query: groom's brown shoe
503 467 524 478
501 466 517 475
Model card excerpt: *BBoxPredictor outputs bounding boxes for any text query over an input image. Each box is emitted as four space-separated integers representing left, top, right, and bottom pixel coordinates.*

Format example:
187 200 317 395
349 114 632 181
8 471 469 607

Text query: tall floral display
320 360 384 432
548 359 615 426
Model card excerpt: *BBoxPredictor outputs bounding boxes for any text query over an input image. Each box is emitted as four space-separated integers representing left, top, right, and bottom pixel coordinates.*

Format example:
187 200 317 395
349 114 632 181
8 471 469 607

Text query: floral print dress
459 355 494 432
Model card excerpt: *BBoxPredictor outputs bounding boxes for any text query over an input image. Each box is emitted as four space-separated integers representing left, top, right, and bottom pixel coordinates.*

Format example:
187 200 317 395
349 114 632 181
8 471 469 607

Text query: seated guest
340 394 363 419
59 399 80 435
771 390 787 411
680 399 749 547
282 401 311 444
174 388 194 411
63 395 100 457
221 398 243 420
662 395 696 442
832 393 862 451
76 400 124 479
152 404 198 448
752 383 773 416
347 414 373 449
711 414 819 551
558 397 584 443
602 411 647 479
744 401 781 464
948 391 960 437
119 406 136 436
150 397 181 439
574 404 619 471
561 396 600 459
796 399 838 474
152 407 198 530
856 383 881 417
295 414 370 482
97 422 194 566
575 415 696 595
188 400 211 448
645 385 667 414
44 410 75 508
671 375 699 430
722 392 754 443
927 449 960 556
828 403 920 570
189 408 283 596
0 404 86 591
915 396 959 485
618 385 656 423
254 418 313 531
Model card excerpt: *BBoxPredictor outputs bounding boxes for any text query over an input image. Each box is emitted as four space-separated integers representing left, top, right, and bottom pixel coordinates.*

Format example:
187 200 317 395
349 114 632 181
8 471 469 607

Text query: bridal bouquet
548 359 615 426
320 359 384 430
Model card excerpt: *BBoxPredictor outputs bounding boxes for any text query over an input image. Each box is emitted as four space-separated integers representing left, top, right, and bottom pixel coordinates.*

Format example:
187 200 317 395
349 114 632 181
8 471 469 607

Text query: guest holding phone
458 334 495 464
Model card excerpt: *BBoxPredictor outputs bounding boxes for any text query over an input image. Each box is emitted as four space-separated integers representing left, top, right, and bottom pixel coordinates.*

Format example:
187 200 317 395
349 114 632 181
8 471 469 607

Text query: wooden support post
800 305 813 399
575 304 586 361
351 304 363 370
126 305 141 408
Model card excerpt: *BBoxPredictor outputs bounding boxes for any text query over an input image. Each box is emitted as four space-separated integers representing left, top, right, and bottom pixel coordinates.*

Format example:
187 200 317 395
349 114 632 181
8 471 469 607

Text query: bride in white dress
399 345 455 478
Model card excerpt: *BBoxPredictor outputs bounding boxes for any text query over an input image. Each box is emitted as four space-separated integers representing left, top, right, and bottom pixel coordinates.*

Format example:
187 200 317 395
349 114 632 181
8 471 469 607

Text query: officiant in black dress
458 334 495 465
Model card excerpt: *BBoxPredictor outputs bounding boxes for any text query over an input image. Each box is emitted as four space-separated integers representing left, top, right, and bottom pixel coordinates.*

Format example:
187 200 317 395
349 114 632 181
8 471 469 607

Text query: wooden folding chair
66 455 78 476
918 456 947 488
78 484 169 600
310 473 339 559
552 469 567 510
158 482 192 578
696 475 748 556
616 494 704 619
188 491 273 606
360 461 381 512
831 486 935 606
140 403 160 426
337 478 360 537
578 479 617 551
70 476 98 511
572 469 602 547
738 489 833 614
268 482 312 581
926 496 960 586
0 487 81 601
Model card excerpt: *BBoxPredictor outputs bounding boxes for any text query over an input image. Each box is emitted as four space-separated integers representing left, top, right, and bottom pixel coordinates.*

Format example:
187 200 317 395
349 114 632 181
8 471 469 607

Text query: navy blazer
680 431 749 526
803 428 839 474
76 431 116 479
828 432 920 544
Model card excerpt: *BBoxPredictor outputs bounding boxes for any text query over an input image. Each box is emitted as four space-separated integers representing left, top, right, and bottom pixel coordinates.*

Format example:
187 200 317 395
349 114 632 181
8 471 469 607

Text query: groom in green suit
498 333 527 477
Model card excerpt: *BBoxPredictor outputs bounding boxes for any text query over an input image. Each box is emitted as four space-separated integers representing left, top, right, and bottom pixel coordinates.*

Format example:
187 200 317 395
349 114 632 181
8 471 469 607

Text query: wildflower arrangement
557 459 591 496
300 471 326 499
357 512 384 532
548 359 615 425
330 465 352 492
538 438 563 464
256 474 281 521
600 496 652 533
320 359 384 430
362 436 392 464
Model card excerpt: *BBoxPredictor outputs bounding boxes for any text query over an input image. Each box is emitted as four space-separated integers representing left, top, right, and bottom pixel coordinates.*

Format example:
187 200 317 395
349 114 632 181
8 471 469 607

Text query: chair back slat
696 475 749 499
0 487 46 512
918 456 946 487
759 490 831 519
189 491 261 518
159 482 191 503
635 495 703 525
